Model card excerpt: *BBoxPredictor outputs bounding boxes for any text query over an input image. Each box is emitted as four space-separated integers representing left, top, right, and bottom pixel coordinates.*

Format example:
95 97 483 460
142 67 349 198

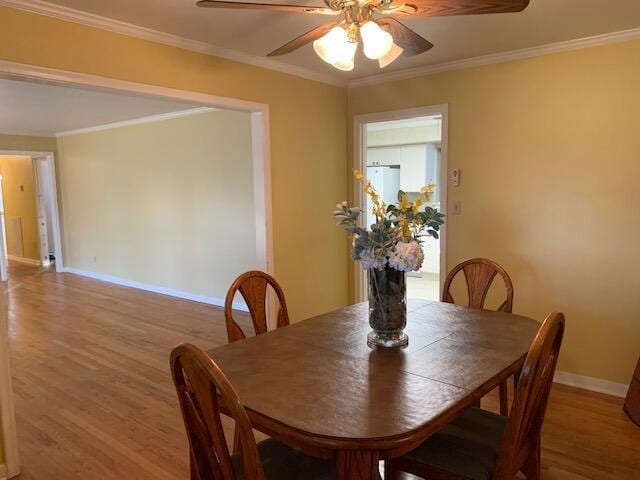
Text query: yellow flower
399 194 410 210
354 170 364 181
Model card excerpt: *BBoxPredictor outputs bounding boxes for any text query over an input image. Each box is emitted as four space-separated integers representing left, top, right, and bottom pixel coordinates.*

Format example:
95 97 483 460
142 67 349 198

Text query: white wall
56 109 257 302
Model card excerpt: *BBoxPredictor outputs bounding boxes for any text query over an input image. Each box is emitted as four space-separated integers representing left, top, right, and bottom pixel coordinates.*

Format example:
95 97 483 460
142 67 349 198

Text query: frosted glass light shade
378 43 404 68
360 21 394 60
333 56 355 71
313 26 351 65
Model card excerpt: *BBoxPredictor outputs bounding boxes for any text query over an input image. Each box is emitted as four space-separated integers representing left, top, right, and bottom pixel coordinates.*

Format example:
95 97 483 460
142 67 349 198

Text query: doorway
0 60 274 479
0 152 62 281
353 106 448 302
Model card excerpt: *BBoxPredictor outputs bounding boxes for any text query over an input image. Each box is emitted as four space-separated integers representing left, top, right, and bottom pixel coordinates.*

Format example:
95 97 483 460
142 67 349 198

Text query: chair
386 312 565 480
224 271 289 344
442 258 514 414
171 343 335 480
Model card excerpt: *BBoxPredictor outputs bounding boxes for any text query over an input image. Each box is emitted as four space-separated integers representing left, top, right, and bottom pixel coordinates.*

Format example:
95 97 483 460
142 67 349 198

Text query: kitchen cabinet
367 146 401 166
367 143 440 193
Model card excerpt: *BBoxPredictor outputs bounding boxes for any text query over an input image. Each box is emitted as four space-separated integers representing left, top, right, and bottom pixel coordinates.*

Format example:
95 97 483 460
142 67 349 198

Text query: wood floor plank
3 262 639 479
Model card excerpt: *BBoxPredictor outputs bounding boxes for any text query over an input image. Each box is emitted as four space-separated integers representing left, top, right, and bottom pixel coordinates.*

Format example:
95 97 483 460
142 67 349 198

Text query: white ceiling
0 78 201 136
21 0 640 81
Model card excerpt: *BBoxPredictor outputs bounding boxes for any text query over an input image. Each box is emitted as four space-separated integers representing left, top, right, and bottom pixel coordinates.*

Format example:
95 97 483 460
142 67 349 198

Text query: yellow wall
0 155 40 261
1 5 638 386
349 40 640 384
0 5 349 322
57 109 258 300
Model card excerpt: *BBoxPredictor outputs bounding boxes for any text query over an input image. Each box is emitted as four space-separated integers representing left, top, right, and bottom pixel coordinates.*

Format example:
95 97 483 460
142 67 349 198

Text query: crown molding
0 0 347 88
349 27 640 88
4 0 640 91
55 106 215 137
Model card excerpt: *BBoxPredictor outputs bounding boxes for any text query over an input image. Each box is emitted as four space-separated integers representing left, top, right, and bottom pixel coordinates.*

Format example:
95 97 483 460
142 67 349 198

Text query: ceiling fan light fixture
313 26 354 65
378 42 403 68
360 21 394 60
332 55 356 71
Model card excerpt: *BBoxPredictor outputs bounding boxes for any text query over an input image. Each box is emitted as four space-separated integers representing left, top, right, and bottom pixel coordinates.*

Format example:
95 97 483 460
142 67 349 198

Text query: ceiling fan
197 0 530 71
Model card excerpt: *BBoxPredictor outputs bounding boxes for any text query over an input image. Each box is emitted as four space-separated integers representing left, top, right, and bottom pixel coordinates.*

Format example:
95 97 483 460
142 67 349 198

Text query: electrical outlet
452 200 462 215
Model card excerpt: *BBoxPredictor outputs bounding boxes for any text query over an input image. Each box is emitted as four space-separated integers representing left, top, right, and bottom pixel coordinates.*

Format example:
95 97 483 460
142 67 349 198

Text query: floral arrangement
333 170 445 272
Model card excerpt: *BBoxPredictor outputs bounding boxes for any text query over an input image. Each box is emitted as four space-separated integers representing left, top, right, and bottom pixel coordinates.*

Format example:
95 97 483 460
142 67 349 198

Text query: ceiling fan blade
378 18 433 56
196 0 338 15
267 22 337 56
388 0 530 18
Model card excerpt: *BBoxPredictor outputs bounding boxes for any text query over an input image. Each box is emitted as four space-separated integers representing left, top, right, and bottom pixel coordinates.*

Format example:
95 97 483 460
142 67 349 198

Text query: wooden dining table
207 299 541 480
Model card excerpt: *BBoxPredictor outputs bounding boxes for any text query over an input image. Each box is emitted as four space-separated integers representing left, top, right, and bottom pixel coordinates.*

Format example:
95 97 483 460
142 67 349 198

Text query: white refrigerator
366 166 400 228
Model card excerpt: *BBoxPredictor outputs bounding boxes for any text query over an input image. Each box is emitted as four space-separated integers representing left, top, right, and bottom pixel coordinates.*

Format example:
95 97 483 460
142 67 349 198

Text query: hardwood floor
3 262 639 479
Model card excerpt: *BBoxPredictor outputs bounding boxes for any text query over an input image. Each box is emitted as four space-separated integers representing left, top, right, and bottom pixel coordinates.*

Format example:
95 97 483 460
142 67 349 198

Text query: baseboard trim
63 267 249 312
7 255 41 266
554 371 629 398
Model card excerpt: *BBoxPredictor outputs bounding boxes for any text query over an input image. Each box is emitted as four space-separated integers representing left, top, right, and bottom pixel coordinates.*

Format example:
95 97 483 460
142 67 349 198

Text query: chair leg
522 437 541 480
383 459 395 480
499 380 509 416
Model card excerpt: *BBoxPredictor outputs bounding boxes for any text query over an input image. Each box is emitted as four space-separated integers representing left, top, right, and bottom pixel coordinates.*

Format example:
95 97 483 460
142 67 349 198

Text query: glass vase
367 267 408 348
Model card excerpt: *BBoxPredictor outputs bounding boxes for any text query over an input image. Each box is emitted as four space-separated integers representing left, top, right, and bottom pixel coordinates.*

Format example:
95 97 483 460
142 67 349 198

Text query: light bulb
360 21 394 60
378 43 404 68
313 26 350 65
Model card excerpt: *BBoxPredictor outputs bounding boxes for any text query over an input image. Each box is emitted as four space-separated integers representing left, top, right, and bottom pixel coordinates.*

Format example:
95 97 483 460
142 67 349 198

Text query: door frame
0 151 65 274
0 59 275 479
352 104 449 302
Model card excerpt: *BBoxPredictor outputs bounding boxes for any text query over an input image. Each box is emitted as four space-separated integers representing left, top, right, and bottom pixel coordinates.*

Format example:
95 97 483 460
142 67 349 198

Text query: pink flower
388 240 424 272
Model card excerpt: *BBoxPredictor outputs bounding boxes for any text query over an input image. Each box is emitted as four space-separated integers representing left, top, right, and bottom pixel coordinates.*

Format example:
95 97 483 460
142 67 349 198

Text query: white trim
41 153 64 273
250 111 277 328
554 371 630 398
0 60 266 113
55 107 216 137
352 105 449 302
0 0 346 87
64 267 250 312
349 27 640 87
6 255 41 266
0 300 19 478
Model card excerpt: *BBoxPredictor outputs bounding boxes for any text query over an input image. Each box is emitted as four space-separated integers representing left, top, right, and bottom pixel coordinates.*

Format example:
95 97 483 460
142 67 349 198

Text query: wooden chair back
170 343 266 480
493 312 565 479
224 271 289 343
442 258 514 312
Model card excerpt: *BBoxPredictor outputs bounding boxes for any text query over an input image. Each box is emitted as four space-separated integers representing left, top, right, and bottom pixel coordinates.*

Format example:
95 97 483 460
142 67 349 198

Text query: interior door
33 158 50 267
0 176 7 282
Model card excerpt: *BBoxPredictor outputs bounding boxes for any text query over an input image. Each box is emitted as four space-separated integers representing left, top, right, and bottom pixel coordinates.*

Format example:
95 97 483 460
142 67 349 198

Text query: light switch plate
452 169 460 187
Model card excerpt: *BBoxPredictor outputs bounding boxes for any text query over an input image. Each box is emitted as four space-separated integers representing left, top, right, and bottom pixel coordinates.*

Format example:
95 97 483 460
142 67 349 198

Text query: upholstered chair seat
231 438 335 480
399 407 507 480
